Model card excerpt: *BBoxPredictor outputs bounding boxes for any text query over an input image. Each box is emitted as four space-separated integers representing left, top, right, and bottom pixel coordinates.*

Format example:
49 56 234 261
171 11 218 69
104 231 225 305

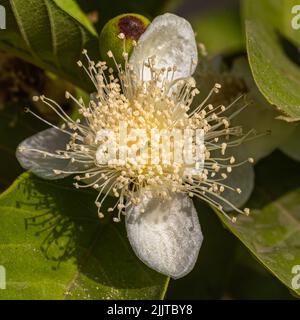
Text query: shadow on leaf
13 174 165 297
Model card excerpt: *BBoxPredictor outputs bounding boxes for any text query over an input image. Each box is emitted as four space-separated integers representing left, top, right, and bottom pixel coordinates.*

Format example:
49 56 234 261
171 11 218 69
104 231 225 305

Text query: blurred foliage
0 0 99 92
192 10 244 56
228 243 293 299
0 52 76 191
77 0 183 30
280 124 300 162
0 105 45 190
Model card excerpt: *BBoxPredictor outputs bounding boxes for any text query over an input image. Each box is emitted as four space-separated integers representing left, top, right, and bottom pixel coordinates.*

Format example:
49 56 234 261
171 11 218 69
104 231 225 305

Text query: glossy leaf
0 173 168 299
0 0 99 92
244 0 300 119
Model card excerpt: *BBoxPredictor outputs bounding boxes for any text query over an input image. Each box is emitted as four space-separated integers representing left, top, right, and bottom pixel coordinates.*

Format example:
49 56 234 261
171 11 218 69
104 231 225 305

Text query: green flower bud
99 13 150 66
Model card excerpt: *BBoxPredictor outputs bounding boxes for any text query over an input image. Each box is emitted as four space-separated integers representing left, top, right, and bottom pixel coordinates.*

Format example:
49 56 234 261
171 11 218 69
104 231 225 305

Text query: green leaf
52 0 97 36
0 173 168 300
213 151 300 297
0 0 99 92
192 10 244 56
243 0 300 119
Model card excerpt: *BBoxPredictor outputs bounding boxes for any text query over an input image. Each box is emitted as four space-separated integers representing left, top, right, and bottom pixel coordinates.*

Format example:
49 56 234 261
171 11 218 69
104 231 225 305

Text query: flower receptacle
99 13 150 68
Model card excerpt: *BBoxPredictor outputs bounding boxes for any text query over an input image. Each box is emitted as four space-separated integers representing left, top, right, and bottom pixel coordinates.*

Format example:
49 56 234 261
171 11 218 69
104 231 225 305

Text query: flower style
16 13 254 279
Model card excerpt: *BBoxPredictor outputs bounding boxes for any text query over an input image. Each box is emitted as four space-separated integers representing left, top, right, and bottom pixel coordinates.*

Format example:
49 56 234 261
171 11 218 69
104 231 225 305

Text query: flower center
23 48 254 223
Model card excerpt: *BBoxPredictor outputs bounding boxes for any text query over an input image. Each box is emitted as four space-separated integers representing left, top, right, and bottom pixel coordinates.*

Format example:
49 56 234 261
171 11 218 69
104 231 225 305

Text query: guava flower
16 13 254 279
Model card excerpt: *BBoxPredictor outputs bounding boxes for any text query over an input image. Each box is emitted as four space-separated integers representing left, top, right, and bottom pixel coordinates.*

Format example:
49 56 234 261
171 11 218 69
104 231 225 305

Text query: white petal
130 13 198 82
16 128 87 180
126 192 203 279
279 124 300 162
